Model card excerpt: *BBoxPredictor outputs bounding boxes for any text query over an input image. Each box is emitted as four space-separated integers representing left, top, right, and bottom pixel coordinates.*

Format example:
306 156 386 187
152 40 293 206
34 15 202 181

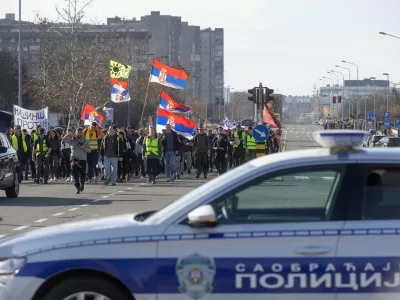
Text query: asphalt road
0 123 323 237
281 123 322 151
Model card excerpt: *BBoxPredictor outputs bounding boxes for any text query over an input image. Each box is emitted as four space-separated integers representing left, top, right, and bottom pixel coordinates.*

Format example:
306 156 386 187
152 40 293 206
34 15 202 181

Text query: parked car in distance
375 137 400 148
0 133 20 198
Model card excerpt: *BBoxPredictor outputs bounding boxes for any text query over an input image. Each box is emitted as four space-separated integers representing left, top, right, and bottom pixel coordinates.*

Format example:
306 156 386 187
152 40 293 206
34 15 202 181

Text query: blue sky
3 0 400 96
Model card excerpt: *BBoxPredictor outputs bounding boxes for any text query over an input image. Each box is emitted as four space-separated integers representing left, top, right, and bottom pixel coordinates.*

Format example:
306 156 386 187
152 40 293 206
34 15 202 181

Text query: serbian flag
156 108 196 139
262 104 281 129
159 90 191 114
80 104 104 126
111 78 131 103
150 59 188 90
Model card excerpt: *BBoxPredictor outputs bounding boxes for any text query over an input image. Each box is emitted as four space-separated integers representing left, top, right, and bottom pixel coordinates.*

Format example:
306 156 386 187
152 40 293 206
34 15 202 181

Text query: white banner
13 105 49 133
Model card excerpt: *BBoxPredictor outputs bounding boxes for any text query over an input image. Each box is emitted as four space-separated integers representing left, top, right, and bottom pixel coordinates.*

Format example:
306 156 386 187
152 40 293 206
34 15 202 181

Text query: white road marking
289 131 293 133
307 132 319 147
126 187 132 190
13 225 30 231
294 176 310 180
101 196 109 199
118 191 123 193
0 235 5 238
52 212 65 216
80 204 89 207
34 218 47 223
322 176 335 180
68 207 79 211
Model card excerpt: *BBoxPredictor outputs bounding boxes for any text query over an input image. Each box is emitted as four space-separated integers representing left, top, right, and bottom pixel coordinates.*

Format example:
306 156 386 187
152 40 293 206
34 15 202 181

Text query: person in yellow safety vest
32 128 51 184
83 122 104 184
244 126 257 161
143 127 162 184
11 125 29 183
233 124 246 166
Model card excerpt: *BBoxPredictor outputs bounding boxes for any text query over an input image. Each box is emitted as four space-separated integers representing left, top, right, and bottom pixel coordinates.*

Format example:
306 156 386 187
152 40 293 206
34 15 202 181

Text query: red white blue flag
150 59 188 90
159 90 191 114
156 108 196 139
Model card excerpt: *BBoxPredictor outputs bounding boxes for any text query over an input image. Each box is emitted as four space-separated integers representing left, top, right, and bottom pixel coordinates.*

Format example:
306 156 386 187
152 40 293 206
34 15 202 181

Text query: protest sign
13 105 49 132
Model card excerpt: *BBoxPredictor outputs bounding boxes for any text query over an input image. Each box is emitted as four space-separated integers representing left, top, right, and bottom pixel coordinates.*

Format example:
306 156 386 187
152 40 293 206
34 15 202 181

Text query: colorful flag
80 104 104 126
110 60 132 79
150 59 188 90
262 104 281 129
159 90 191 114
111 78 131 103
222 117 232 130
156 108 196 139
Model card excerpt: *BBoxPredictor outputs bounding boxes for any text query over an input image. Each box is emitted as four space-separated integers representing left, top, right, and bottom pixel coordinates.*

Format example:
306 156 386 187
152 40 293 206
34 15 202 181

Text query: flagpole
140 76 151 128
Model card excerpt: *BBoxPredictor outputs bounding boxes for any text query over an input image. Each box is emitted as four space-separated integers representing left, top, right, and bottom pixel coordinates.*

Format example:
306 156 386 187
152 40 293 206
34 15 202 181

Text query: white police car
1 130 400 300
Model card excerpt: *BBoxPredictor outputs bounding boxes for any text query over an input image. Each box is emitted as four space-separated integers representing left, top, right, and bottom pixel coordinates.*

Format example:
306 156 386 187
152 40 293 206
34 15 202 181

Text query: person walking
48 130 61 182
21 129 31 181
32 128 51 184
61 128 72 182
135 129 146 178
244 126 257 161
83 122 104 184
233 124 246 166
62 128 91 194
161 124 179 182
181 137 193 175
143 127 162 184
213 127 229 175
193 126 209 179
11 125 29 183
100 125 123 186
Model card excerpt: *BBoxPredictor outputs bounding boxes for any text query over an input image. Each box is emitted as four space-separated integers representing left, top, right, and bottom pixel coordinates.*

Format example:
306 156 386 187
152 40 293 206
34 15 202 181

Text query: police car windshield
144 162 254 225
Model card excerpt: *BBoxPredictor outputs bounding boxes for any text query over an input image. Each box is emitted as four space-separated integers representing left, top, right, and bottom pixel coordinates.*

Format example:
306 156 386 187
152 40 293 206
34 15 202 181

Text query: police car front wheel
41 276 132 300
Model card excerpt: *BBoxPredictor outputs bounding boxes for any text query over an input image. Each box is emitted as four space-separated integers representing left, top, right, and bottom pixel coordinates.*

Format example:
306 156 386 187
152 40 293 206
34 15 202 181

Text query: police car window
211 170 340 224
0 135 8 148
364 168 400 220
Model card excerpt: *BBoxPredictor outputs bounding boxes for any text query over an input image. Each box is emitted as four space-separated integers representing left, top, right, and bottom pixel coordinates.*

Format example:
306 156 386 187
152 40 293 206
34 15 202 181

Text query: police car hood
0 212 164 257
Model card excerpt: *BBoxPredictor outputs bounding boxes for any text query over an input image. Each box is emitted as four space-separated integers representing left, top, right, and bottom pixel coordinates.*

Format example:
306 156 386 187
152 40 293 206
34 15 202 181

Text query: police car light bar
313 130 367 148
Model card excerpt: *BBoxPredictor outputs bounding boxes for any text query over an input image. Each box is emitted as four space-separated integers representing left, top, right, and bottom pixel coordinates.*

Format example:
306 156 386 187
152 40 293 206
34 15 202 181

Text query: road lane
282 123 322 151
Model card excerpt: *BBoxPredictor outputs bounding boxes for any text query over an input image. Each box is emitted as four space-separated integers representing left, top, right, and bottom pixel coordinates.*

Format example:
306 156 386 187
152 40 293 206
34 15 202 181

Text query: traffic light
333 96 336 104
266 88 274 102
248 88 257 103
338 96 342 103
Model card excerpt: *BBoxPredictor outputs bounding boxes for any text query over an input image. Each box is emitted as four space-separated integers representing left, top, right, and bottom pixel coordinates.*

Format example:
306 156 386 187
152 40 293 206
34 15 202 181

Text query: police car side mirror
0 146 7 154
188 205 218 228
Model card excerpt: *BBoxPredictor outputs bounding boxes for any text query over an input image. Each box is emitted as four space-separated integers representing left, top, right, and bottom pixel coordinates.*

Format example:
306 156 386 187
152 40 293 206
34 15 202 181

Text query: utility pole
18 0 22 107
259 82 264 124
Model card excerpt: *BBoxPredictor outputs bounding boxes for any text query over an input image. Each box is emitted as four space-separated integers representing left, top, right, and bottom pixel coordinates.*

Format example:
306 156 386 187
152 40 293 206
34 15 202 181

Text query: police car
1 130 400 300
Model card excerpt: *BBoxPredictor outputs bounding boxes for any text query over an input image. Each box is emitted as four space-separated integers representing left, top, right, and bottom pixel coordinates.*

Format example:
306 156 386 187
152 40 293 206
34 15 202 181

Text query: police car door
157 164 352 300
337 163 400 300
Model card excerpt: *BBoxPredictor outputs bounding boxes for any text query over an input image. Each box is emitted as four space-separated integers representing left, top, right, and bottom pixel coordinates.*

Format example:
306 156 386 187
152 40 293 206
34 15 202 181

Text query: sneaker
53 178 58 182
49 178 53 182
104 180 110 186
75 190 80 194
94 177 98 184
66 177 71 182
80 185 84 192
112 183 116 186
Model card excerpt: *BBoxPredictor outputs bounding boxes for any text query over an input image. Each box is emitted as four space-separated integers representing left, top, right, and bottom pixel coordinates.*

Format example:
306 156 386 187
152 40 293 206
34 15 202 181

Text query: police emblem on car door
176 253 216 299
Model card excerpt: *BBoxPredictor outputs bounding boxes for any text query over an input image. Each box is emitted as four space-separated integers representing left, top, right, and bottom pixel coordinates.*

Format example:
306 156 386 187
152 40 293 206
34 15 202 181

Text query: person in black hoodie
213 127 229 175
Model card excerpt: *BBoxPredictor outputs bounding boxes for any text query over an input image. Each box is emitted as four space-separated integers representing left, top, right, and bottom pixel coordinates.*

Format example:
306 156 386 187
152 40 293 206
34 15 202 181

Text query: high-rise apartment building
200 28 224 121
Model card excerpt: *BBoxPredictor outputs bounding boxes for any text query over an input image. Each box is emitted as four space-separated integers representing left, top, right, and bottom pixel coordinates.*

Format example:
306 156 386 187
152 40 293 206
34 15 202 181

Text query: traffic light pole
259 82 264 124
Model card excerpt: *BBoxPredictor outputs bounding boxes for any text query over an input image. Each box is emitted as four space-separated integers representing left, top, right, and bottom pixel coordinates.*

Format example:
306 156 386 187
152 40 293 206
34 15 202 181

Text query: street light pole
371 77 376 129
383 73 390 112
379 32 400 40
342 61 359 125
336 65 352 117
18 0 22 107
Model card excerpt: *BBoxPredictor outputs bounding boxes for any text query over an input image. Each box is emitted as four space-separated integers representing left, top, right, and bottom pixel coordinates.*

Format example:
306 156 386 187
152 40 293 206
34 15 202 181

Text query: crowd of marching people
8 122 281 193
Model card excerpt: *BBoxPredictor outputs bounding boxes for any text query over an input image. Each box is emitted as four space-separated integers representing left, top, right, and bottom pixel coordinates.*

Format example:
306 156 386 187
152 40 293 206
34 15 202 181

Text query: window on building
36 38 40 43
11 38 16 43
0 38 2 43
23 46 28 52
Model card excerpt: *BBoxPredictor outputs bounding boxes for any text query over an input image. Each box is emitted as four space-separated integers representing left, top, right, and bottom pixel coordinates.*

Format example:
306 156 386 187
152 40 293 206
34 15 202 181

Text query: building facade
200 28 224 121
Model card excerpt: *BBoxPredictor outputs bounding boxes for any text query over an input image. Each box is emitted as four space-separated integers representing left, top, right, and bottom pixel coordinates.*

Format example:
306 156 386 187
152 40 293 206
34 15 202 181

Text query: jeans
196 152 208 176
49 153 60 179
104 156 118 184
146 158 159 182
164 151 175 179
87 150 99 179
181 151 192 173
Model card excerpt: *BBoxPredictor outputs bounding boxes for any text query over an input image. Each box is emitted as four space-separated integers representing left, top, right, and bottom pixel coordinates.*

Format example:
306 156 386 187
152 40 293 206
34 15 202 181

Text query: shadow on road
0 197 111 206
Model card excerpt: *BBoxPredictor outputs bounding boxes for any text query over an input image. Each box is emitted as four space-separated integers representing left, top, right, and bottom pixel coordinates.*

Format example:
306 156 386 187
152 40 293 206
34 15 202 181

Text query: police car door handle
296 246 331 256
